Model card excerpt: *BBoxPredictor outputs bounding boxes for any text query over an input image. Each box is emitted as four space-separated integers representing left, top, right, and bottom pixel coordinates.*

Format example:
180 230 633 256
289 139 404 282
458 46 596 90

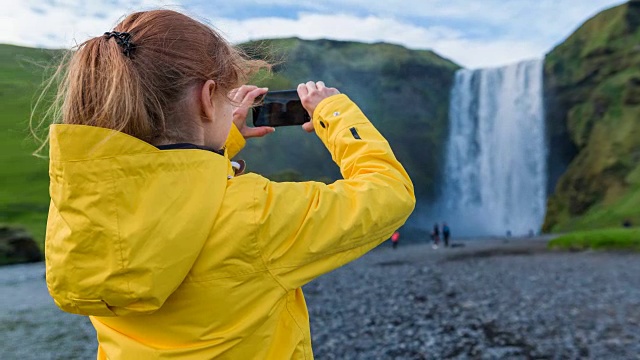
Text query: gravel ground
0 263 95 359
1 238 640 359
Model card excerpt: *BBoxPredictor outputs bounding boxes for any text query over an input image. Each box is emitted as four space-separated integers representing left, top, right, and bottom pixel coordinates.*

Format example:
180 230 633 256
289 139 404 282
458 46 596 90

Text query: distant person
40 9 416 359
442 222 451 247
391 231 400 249
432 223 440 249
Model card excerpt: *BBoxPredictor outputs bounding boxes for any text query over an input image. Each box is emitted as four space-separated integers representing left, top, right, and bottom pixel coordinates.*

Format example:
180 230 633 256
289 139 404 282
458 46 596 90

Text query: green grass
0 44 60 246
549 228 640 251
554 186 640 232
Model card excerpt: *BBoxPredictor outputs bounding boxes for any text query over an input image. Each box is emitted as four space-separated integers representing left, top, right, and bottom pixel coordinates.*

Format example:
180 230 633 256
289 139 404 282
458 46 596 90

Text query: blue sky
0 0 627 68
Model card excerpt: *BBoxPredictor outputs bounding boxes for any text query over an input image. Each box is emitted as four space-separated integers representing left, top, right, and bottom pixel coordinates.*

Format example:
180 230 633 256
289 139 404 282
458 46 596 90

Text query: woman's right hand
230 85 274 138
297 81 340 133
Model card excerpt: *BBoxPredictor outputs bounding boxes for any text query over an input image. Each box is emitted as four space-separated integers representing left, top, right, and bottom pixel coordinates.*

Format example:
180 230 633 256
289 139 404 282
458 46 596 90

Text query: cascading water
439 59 547 237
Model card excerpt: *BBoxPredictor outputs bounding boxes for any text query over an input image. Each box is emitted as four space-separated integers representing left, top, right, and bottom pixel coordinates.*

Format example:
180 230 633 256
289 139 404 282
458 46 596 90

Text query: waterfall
439 59 547 237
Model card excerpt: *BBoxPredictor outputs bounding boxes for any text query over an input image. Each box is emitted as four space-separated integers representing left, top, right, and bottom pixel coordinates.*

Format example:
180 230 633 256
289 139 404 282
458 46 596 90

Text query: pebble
2 238 640 359
304 240 640 359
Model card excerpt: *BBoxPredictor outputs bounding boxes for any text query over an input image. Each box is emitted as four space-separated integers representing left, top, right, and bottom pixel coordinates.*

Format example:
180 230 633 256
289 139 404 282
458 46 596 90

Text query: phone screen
252 90 311 127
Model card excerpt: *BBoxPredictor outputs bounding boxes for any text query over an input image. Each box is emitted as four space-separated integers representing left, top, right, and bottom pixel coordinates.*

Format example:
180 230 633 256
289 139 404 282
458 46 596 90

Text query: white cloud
0 0 629 68
214 13 460 45
214 13 545 68
0 0 180 49
201 0 624 30
434 39 547 69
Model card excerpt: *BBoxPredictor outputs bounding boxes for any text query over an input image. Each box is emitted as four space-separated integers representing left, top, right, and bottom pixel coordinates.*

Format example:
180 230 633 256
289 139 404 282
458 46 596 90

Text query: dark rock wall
240 38 460 201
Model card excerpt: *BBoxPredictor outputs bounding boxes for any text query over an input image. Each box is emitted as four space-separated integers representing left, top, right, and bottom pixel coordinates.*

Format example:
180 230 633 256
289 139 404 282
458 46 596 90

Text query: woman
42 9 415 359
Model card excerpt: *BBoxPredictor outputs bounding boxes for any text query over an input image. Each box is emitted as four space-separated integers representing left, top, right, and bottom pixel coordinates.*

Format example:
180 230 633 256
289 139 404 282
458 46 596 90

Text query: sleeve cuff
225 123 246 159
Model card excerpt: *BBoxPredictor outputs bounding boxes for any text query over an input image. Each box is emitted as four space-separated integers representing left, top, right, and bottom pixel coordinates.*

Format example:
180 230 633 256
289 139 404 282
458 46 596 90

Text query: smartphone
252 90 311 127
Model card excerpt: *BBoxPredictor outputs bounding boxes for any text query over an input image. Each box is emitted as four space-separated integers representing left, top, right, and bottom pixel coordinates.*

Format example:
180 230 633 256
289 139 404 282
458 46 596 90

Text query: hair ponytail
62 34 153 137
33 9 269 152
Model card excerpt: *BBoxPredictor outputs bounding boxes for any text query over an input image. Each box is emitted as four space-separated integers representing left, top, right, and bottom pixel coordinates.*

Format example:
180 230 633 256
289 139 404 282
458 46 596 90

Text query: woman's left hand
230 85 275 138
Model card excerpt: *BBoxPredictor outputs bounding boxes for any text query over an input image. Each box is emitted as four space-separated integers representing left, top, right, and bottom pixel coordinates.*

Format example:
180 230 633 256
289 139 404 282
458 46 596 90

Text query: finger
242 87 267 107
305 81 316 92
242 126 275 138
316 81 326 91
233 87 267 122
302 121 315 133
297 83 308 97
229 88 239 101
231 85 258 103
232 106 249 121
230 87 244 104
329 87 340 95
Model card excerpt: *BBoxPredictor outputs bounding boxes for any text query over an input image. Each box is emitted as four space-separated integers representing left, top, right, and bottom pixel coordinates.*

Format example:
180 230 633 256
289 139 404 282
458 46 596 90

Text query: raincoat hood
46 124 229 317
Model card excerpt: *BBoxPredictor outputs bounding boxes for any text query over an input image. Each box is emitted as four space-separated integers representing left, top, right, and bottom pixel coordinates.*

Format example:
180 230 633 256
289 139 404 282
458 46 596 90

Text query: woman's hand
298 81 340 133
230 85 275 138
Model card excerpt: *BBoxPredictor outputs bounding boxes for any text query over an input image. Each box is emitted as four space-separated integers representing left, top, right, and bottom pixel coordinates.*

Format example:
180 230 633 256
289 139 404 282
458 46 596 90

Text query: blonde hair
34 9 269 149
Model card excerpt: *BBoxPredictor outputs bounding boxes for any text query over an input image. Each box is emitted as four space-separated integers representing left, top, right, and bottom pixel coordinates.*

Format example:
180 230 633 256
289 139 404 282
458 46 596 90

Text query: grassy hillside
0 45 59 244
241 38 460 200
543 1 640 232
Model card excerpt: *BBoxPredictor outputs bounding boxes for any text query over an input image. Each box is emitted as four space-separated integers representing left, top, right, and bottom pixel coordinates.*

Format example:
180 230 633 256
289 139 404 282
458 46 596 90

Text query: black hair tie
104 31 136 58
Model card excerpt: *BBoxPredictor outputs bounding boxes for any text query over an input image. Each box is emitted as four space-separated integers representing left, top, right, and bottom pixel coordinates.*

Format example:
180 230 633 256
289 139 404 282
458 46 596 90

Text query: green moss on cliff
544 1 640 232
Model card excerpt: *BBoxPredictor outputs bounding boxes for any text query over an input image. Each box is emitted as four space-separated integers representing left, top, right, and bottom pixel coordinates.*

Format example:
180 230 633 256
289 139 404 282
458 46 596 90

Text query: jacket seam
50 151 218 164
50 151 160 163
284 295 309 360
252 178 312 359
51 158 215 167
183 268 273 283
251 180 290 293
108 169 131 298
50 159 225 184
267 217 408 270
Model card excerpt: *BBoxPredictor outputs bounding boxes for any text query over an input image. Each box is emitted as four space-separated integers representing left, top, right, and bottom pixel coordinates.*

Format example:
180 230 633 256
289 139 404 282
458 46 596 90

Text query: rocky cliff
240 38 460 200
544 1 640 231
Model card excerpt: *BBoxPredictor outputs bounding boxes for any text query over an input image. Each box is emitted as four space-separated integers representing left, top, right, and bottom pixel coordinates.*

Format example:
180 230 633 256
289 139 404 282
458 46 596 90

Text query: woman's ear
200 79 217 123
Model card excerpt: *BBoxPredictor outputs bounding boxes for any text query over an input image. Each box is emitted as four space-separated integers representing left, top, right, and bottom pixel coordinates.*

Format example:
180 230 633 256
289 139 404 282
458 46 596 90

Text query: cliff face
543 1 640 231
240 38 460 200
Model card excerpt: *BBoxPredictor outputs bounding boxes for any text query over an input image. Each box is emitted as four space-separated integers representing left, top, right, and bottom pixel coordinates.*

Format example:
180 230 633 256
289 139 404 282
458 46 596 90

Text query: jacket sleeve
225 123 246 159
253 94 416 290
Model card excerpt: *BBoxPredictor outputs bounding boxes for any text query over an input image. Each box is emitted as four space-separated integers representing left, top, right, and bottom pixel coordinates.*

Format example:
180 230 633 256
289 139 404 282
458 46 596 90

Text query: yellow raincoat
46 94 415 359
